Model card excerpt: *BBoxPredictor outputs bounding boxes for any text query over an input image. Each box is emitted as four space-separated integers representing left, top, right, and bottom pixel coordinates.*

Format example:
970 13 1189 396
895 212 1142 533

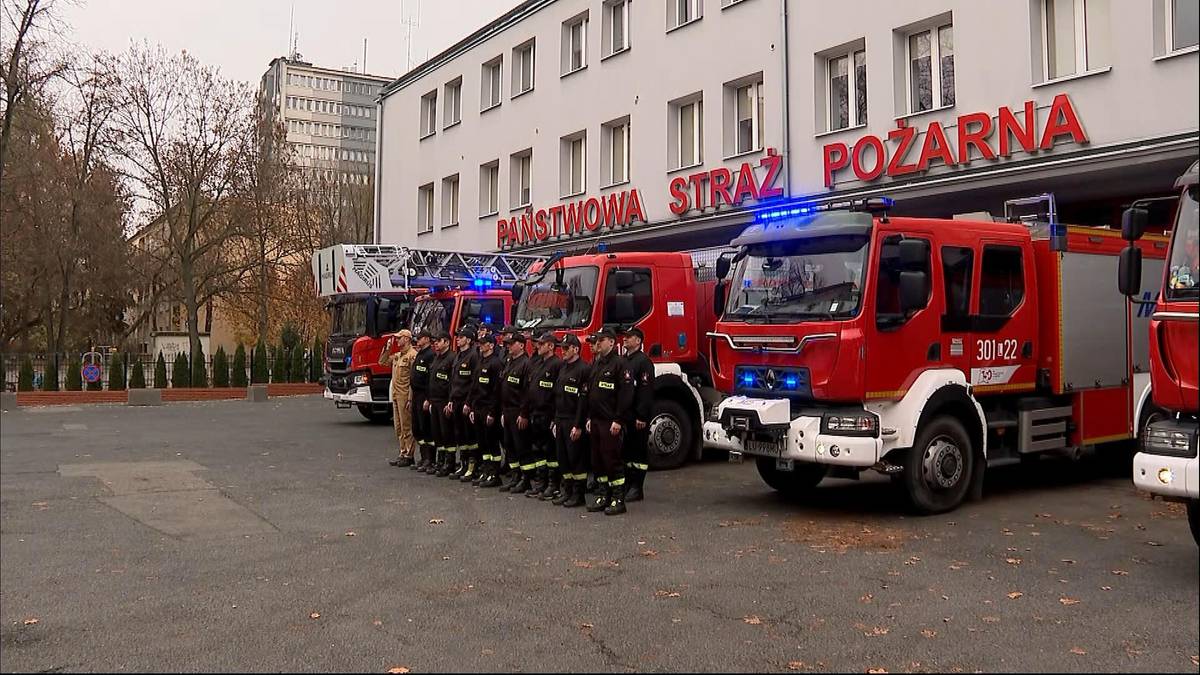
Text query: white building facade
377 0 1199 252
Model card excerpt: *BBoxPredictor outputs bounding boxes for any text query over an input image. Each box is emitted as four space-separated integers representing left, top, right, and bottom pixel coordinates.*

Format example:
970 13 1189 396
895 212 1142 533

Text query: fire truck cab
705 197 1166 514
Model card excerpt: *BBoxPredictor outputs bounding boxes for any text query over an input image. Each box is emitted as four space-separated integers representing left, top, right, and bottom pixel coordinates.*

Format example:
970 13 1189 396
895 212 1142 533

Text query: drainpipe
374 97 384 243
779 0 792 198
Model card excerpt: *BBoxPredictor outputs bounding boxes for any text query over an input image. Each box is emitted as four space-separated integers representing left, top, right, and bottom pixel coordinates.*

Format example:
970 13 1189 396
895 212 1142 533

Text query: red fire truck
511 247 729 468
1119 160 1199 544
704 196 1167 514
312 245 544 422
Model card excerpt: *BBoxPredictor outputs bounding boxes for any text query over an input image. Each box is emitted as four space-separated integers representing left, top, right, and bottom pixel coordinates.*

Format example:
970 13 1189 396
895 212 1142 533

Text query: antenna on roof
287 0 295 58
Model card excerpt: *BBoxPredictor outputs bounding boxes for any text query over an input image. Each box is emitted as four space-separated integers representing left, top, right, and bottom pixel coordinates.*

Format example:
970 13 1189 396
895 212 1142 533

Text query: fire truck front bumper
705 396 882 468
324 387 376 405
1133 419 1199 501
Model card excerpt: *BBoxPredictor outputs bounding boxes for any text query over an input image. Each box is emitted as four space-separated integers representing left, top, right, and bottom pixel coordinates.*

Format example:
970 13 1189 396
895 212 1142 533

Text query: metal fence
1 350 320 392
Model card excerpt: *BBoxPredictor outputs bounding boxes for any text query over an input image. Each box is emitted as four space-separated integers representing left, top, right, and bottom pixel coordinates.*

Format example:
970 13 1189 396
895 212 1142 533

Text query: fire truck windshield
330 299 367 336
1165 186 1199 301
514 265 598 330
411 298 456 336
726 242 868 321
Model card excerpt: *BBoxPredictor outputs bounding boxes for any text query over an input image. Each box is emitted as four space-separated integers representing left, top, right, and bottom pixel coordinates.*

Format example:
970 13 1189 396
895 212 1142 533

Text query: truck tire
902 415 974 515
1189 501 1200 547
357 403 393 424
756 456 827 497
646 399 694 470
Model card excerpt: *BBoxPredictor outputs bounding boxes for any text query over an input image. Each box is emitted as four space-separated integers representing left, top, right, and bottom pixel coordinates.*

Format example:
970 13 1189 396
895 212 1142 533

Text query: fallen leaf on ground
580 623 593 630
743 615 763 625
1190 655 1198 666
1059 597 1081 606
1147 541 1163 546
1101 586 1112 591
428 519 444 525
22 618 39 626
1111 569 1129 576
1069 647 1087 655
345 531 356 537
1005 557 1022 565
859 593 873 603
920 629 937 638
387 668 410 674
309 612 321 619
1006 592 1024 599
982 616 1000 624
787 661 805 670
654 590 681 598
1060 559 1075 564
864 626 889 637
573 560 593 569
867 669 888 674
639 549 658 558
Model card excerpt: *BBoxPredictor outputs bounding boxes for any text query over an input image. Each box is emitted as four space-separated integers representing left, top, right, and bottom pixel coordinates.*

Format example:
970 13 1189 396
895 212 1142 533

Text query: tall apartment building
260 56 393 182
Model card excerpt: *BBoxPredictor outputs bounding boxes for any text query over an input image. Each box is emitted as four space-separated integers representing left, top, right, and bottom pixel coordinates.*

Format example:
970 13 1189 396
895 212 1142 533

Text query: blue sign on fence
81 363 101 383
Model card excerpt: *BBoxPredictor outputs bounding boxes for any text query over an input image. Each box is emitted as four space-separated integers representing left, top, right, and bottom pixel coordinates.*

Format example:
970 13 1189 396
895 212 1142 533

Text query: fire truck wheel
755 457 827 496
357 403 394 424
1188 501 1200 547
646 400 693 470
903 415 974 515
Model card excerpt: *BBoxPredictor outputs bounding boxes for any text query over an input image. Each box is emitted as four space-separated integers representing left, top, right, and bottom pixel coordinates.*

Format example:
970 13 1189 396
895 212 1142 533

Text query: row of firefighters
379 321 655 516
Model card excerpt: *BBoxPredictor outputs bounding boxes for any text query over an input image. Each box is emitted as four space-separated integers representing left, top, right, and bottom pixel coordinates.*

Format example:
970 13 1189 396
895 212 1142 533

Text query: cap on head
559 333 582 349
589 327 618 342
502 331 527 345
623 326 645 341
534 331 558 345
455 325 478 341
476 333 496 345
396 328 414 340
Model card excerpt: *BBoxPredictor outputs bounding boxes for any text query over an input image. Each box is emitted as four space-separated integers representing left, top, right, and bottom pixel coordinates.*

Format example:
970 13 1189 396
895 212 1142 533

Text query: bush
280 323 301 351
129 355 146 389
309 338 323 382
212 346 230 387
171 352 190 388
17 357 34 391
251 341 269 384
66 355 83 391
109 352 126 390
232 343 248 387
271 344 288 383
190 345 207 388
290 345 306 383
43 355 60 391
154 352 168 388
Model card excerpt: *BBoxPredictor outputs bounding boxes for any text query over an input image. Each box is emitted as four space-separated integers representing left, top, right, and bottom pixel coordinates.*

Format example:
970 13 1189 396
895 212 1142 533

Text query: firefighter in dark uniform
583 327 634 515
425 332 454 476
551 333 590 507
448 325 480 480
498 331 533 493
525 332 564 500
409 330 436 471
469 332 504 487
621 327 655 501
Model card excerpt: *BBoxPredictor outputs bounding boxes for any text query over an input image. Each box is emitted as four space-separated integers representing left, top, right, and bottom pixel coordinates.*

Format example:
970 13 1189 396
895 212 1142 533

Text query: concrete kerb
127 389 163 406
247 385 269 402
1 391 17 411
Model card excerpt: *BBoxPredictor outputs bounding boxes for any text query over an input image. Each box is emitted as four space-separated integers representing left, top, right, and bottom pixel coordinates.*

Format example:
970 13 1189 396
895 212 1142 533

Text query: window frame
825 47 867 132
441 174 460 228
603 0 631 57
874 234 932 330
1166 0 1200 53
511 150 533 210
673 97 703 170
481 57 503 112
419 90 437 139
734 79 764 155
1040 0 1110 81
563 15 589 76
512 41 536 98
479 161 500 218
904 22 955 114
417 183 435 235
668 0 703 32
561 132 587 198
443 78 462 128
977 244 1027 322
603 118 631 187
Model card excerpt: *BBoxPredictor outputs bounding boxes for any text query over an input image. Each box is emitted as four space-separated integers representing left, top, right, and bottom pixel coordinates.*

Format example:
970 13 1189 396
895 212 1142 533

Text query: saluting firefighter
525 332 564 499
379 329 418 467
424 332 454 475
498 331 533 492
621 327 654 501
409 331 436 471
583 327 634 515
469 331 505 487
551 333 590 507
448 325 481 481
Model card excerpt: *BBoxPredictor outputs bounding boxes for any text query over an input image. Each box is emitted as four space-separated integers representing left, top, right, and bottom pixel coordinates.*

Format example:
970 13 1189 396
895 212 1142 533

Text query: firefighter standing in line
409 331 436 471
498 331 533 493
583 327 633 515
448 325 481 481
470 332 504 487
526 332 564 500
621 327 654 501
379 329 417 467
551 333 590 507
425 332 454 476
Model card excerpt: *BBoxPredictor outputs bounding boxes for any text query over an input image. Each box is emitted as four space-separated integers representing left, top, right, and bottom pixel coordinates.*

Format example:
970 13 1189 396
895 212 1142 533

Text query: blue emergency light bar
755 197 895 223
471 277 495 290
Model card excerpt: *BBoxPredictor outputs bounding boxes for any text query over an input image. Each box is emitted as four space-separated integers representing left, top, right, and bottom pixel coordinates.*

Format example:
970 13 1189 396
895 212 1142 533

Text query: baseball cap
589 327 618 342
502 331 527 344
476 332 496 345
534 331 558 344
622 326 645 341
559 333 582 349
434 331 451 342
455 325 478 340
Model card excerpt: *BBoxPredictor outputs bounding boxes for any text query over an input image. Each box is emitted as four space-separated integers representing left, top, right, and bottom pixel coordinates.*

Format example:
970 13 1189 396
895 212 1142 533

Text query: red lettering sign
667 147 784 215
497 188 647 250
822 95 1088 188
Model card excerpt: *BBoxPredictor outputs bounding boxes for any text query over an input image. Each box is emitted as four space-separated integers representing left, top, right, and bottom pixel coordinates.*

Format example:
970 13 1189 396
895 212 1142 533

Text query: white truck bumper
324 387 376 405
709 395 882 468
1133 452 1199 501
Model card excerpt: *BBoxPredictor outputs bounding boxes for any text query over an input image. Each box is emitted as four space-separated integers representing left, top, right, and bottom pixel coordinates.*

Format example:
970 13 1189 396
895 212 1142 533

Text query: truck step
1018 405 1073 454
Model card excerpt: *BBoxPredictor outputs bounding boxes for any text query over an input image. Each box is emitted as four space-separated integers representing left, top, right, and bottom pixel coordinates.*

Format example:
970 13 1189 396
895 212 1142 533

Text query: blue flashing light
344 355 351 366
741 372 757 387
782 375 799 390
471 277 495 290
597 241 609 253
482 315 494 324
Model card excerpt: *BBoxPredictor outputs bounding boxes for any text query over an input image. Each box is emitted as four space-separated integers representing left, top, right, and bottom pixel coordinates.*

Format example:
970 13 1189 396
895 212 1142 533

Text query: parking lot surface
1 397 1196 672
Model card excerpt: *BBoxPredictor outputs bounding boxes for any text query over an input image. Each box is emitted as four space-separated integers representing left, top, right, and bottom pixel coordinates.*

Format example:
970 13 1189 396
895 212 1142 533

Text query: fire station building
375 0 1198 253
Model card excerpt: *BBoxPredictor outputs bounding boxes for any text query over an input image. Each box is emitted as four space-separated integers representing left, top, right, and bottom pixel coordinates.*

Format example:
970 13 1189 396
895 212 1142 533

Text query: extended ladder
313 244 547 297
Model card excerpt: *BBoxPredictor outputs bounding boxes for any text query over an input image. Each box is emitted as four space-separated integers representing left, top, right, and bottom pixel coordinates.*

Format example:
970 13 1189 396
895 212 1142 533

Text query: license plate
743 438 784 457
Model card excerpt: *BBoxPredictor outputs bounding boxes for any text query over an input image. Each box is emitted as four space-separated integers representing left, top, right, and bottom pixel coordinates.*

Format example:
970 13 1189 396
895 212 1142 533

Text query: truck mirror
511 281 525 303
899 270 929 314
610 291 638 323
1121 207 1148 241
613 269 636 289
1118 246 1142 297
715 254 732 281
713 280 728 316
899 238 929 269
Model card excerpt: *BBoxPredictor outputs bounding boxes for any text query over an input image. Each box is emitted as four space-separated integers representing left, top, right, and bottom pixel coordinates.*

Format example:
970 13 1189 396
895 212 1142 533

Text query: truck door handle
927 342 941 361
1022 341 1033 358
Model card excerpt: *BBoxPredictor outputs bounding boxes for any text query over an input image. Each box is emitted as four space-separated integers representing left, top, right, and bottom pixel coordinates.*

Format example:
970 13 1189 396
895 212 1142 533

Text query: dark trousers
589 418 625 487
411 394 431 460
501 413 528 472
555 417 589 481
624 425 650 473
429 399 450 457
452 400 474 461
528 414 554 474
476 410 499 465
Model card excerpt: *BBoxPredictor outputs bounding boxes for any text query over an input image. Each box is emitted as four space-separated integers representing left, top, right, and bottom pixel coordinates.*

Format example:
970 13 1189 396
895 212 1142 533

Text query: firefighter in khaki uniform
379 329 417 467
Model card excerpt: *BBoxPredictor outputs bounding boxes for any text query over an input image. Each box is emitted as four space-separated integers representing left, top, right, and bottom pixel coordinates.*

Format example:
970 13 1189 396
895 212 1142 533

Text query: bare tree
0 0 67 186
112 43 252 363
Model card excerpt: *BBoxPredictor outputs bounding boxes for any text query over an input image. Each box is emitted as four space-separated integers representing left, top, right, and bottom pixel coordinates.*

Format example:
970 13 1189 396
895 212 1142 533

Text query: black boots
538 474 561 501
562 481 585 508
499 468 523 492
625 468 645 502
586 485 610 512
604 484 627 516
551 479 572 505
524 467 546 497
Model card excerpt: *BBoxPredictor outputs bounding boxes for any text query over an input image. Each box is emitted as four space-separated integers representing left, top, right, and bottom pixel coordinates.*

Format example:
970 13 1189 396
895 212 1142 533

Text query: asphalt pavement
1 396 1197 673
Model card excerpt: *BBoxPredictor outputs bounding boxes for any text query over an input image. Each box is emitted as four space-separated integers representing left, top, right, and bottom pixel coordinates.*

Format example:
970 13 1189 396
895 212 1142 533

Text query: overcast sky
59 0 519 86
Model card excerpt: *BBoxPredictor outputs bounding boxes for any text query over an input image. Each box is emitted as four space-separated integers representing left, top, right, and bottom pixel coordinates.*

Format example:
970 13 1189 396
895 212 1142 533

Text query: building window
1041 0 1111 81
481 57 502 110
441 174 460 227
603 0 631 56
1167 0 1200 52
512 41 535 96
562 13 588 75
511 149 533 208
560 131 587 197
825 47 867 131
419 90 437 138
905 22 954 113
480 160 500 217
667 0 702 30
669 95 703 170
602 117 630 186
417 183 434 234
726 76 764 155
444 78 462 127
